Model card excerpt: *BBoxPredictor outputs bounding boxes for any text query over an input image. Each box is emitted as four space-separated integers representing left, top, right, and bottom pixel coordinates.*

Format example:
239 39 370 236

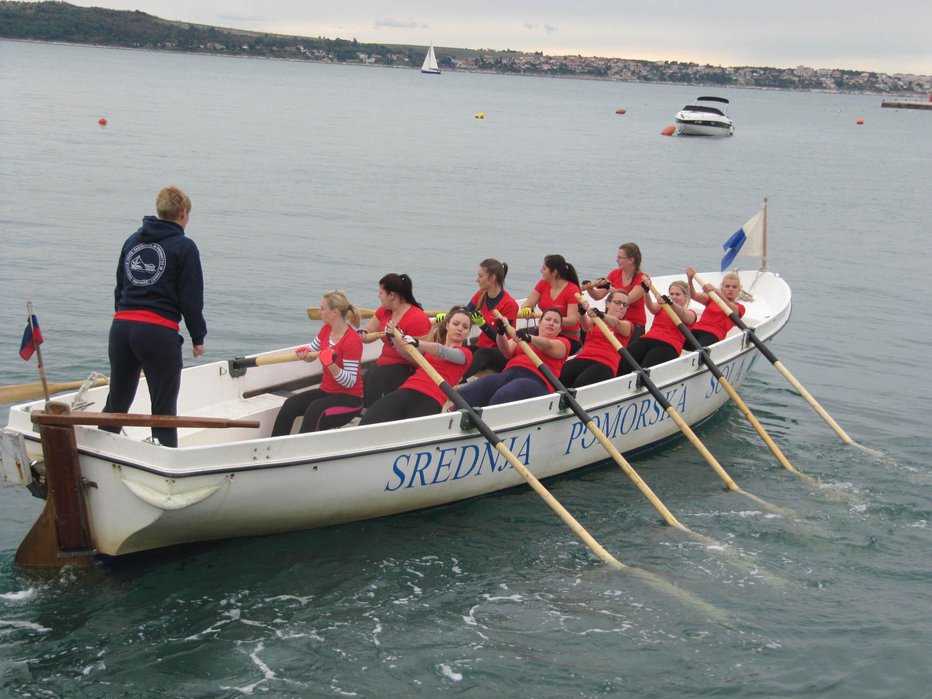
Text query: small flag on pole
721 209 765 271
19 314 44 361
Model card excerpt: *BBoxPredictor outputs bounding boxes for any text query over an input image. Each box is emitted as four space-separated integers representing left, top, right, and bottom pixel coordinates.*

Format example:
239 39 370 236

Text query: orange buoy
856 117 864 125
661 125 676 136
98 117 108 126
615 108 627 115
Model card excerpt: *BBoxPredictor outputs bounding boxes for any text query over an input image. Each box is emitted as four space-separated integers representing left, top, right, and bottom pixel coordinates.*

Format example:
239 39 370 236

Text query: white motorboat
420 43 440 75
675 96 734 136
1 271 789 558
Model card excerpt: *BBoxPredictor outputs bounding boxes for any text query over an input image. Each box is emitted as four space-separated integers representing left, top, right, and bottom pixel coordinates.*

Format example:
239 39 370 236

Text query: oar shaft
0 378 109 405
692 272 856 447
492 310 687 530
390 326 625 570
574 297 742 493
646 282 800 477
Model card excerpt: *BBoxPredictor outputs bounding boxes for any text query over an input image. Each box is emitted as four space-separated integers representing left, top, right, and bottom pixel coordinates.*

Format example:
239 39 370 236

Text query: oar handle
692 274 857 448
387 323 626 570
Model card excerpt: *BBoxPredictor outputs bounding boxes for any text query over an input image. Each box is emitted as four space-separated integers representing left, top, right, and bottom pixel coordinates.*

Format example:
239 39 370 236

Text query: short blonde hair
721 271 742 289
156 186 191 221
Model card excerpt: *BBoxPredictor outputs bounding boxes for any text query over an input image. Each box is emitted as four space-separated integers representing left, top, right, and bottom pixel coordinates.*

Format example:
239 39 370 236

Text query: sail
421 43 440 74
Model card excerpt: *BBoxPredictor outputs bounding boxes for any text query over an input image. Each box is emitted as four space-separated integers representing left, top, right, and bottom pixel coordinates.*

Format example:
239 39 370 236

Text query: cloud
374 18 426 30
544 24 557 34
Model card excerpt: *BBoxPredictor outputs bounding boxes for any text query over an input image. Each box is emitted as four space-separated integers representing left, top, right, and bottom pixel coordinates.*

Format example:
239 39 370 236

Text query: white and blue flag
721 209 765 271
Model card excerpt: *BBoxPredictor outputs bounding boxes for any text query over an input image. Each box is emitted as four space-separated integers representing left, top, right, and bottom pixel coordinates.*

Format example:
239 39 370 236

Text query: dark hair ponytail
544 254 580 287
379 272 422 309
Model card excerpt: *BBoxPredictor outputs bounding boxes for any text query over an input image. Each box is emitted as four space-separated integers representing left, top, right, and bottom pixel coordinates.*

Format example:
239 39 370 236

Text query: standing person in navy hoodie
101 185 206 447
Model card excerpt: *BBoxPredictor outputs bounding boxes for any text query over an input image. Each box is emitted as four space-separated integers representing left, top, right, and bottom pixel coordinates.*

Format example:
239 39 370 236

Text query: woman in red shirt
686 268 746 346
360 308 473 424
520 254 582 353
618 280 697 374
462 258 519 379
585 242 649 339
457 308 571 407
560 290 635 387
271 290 365 435
359 273 433 407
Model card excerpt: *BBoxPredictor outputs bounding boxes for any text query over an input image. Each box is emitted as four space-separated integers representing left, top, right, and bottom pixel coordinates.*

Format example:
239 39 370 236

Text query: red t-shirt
315 324 364 398
506 337 571 390
533 279 581 333
575 322 630 372
643 308 694 354
606 269 647 327
401 347 473 407
469 289 519 348
693 300 746 342
374 306 433 366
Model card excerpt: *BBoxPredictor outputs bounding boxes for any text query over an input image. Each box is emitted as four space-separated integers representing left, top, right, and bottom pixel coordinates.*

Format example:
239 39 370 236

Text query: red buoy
661 125 675 136
98 117 108 126
615 108 627 115
856 117 864 125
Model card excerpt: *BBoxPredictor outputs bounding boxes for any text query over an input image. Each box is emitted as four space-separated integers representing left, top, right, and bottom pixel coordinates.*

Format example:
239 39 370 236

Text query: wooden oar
230 334 384 372
570 295 793 512
307 307 542 321
507 303 790 585
0 377 109 405
387 326 728 620
387 325 623 570
646 281 800 479
307 307 449 321
692 272 877 456
492 309 693 533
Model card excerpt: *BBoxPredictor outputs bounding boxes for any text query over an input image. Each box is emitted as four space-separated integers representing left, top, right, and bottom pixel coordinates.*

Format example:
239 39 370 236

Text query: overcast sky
65 0 932 75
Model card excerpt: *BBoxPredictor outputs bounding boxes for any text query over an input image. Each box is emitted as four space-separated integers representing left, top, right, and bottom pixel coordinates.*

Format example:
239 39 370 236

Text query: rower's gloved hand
518 307 533 317
470 311 485 327
661 294 673 305
577 303 587 314
598 279 612 289
581 279 591 288
402 335 419 347
434 312 446 324
588 307 604 319
496 319 508 335
515 328 532 343
319 347 335 367
640 280 651 291
357 329 368 339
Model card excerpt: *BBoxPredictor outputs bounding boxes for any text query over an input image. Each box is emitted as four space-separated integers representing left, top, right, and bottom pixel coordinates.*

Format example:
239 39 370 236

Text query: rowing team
272 246 747 436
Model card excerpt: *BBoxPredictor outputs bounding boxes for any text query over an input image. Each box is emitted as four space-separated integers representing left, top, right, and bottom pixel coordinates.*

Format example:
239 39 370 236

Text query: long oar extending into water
571 294 792 517
492 309 692 533
692 272 878 457
505 303 790 586
388 326 728 621
646 282 803 487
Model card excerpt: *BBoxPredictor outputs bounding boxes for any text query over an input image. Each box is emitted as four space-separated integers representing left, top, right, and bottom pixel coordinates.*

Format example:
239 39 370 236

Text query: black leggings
691 329 719 347
462 345 508 380
360 388 441 425
559 358 615 388
364 363 416 407
272 389 363 436
618 337 680 375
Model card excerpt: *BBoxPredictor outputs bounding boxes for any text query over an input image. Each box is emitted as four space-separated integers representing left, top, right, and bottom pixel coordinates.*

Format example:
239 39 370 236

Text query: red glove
319 347 335 367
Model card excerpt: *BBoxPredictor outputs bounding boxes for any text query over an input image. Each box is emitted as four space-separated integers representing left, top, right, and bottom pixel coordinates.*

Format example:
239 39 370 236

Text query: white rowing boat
0 271 790 558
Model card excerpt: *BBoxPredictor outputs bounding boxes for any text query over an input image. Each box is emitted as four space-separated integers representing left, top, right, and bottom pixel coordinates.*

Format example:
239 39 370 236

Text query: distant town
2 1 930 96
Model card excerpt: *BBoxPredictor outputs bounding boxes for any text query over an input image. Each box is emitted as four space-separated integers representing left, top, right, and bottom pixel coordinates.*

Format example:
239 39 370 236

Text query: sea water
1 40 930 697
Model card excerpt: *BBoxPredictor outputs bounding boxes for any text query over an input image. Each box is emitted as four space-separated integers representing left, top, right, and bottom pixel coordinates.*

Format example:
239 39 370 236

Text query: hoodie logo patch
125 243 167 286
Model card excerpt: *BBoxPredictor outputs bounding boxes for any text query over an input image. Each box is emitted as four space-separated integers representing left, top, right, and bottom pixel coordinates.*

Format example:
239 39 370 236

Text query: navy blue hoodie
114 216 207 345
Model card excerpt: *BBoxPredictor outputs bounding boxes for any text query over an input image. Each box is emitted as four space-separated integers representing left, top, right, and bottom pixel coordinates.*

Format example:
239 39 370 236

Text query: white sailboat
421 43 440 75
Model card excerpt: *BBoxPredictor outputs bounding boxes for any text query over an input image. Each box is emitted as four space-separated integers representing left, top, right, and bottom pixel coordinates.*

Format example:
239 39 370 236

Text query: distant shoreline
4 38 922 99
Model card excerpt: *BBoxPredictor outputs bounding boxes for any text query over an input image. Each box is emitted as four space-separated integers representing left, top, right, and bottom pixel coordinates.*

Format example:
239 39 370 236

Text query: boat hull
675 117 734 137
2 272 789 557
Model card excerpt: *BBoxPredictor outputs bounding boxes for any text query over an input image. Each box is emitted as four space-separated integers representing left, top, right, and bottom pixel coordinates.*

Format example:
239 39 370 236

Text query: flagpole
760 197 768 272
27 301 51 403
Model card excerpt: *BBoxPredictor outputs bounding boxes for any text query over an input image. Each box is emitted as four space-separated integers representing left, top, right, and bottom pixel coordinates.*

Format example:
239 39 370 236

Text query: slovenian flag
19 314 44 360
721 209 765 271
